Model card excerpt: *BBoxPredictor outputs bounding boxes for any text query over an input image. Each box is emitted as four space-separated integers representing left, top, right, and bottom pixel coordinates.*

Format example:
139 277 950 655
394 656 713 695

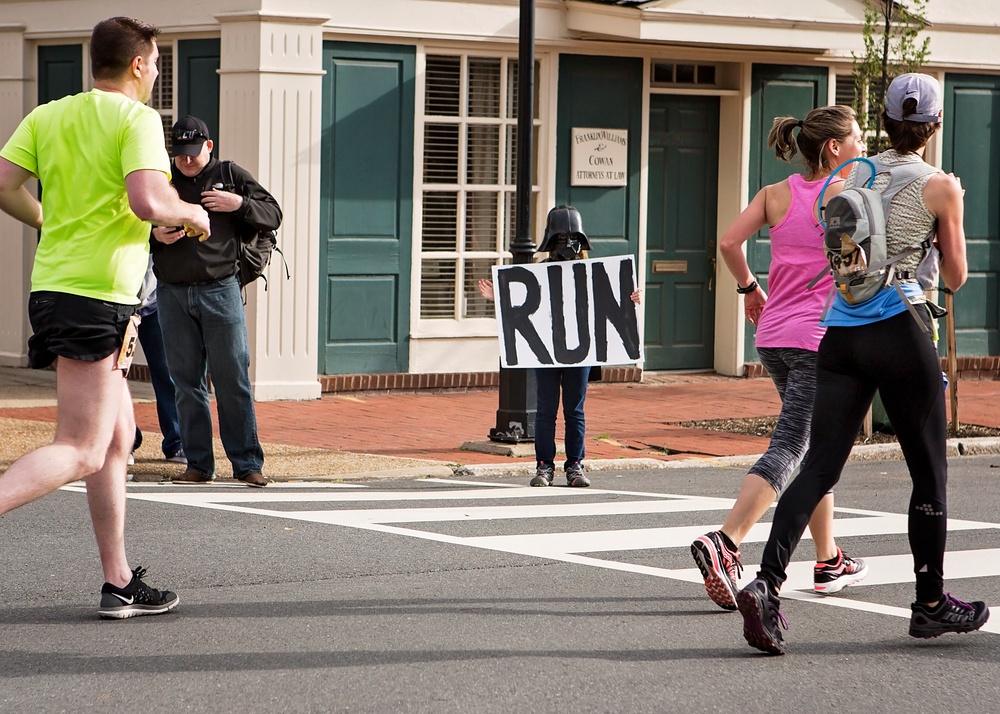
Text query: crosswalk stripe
76 479 999 633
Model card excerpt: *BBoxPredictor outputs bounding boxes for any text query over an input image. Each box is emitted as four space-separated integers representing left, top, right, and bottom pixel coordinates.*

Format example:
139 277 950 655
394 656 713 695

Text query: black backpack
220 161 289 291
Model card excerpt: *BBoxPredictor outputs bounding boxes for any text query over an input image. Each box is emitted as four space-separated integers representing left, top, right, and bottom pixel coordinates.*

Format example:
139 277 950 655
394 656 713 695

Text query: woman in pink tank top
690 106 868 611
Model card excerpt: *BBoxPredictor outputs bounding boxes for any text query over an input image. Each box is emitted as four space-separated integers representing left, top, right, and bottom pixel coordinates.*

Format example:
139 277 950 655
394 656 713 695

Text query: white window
148 43 175 150
418 53 541 324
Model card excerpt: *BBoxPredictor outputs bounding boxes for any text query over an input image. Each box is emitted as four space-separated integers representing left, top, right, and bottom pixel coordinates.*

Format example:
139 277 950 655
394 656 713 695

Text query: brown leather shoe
236 472 269 488
171 468 215 484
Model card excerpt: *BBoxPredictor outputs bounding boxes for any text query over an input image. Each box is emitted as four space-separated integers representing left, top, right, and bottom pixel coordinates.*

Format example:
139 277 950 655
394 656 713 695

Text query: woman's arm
923 172 967 292
720 187 772 324
720 187 769 288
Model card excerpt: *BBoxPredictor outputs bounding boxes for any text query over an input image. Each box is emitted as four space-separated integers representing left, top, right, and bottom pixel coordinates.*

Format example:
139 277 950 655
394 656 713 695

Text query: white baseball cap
885 73 942 123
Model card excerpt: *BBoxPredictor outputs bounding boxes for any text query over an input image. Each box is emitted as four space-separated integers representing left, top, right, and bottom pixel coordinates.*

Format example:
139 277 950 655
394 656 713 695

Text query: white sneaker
127 453 135 466
165 449 187 465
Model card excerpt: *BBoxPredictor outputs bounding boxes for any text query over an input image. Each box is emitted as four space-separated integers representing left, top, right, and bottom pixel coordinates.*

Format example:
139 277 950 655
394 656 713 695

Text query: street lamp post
489 0 537 443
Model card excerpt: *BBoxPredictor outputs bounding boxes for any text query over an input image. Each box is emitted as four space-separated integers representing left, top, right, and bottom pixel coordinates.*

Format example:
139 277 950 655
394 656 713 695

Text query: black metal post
489 0 537 443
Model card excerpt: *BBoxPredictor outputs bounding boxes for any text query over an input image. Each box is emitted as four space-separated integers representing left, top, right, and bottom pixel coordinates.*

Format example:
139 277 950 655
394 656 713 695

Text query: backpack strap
891 276 932 335
221 159 236 191
868 156 939 214
816 157 877 227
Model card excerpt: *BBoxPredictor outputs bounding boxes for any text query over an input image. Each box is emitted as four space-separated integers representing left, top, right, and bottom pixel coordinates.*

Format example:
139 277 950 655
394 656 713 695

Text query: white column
0 25 32 366
216 11 329 400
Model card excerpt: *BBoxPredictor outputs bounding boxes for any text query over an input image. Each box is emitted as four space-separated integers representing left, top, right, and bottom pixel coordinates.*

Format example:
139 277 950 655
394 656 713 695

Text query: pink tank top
753 173 837 352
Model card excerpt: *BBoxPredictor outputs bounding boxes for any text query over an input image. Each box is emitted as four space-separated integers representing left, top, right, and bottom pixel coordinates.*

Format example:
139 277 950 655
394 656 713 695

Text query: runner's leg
0 355 125 515
85 377 136 588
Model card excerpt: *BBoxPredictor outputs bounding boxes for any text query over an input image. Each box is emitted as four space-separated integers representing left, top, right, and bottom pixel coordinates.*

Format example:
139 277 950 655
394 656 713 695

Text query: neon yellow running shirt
0 89 170 304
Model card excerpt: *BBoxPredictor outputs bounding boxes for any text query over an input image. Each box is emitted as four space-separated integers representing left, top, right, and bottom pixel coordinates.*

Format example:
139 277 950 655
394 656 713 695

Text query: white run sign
491 255 642 369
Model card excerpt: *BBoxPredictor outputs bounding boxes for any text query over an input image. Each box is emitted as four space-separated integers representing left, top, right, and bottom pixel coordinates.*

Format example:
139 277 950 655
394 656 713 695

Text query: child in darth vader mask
478 205 641 487
538 205 589 262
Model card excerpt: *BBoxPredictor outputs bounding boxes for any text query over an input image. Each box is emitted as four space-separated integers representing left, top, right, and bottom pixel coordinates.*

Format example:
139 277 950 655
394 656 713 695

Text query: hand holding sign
491 256 643 369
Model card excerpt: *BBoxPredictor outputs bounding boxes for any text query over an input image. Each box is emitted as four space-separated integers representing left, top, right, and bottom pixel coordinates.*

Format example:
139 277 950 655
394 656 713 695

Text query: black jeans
758 310 949 603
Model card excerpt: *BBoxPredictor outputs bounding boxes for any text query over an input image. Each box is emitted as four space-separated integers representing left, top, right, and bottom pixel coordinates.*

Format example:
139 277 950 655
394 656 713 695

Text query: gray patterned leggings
751 347 817 493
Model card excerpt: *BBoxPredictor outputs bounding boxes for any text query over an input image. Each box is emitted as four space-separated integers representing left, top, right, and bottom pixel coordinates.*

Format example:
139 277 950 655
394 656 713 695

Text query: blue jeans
534 366 590 469
157 276 264 477
137 309 183 457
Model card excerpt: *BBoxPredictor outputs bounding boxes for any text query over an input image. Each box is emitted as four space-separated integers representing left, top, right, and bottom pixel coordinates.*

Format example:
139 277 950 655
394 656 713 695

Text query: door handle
708 256 717 292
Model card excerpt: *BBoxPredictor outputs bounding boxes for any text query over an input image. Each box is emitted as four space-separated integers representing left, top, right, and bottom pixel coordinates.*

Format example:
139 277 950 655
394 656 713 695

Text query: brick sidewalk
2 372 997 470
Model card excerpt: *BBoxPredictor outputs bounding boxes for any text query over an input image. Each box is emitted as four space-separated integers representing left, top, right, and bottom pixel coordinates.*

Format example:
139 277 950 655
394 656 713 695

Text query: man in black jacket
151 115 281 487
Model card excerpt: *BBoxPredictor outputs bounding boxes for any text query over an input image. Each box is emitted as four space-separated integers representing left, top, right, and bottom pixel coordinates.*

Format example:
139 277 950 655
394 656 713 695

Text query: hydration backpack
811 156 940 328
220 161 289 291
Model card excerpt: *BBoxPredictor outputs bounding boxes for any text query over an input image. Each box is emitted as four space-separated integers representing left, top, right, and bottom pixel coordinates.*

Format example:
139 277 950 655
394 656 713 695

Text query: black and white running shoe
98 566 179 620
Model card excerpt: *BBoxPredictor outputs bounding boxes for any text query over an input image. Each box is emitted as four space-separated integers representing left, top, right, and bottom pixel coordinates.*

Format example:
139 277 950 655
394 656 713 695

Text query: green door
38 45 82 103
37 46 82 212
943 74 1000 355
644 95 720 370
320 42 414 374
745 65 828 361
177 39 221 154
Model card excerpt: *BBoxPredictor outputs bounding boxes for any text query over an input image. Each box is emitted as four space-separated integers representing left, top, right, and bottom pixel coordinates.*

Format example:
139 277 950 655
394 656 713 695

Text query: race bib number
114 314 141 374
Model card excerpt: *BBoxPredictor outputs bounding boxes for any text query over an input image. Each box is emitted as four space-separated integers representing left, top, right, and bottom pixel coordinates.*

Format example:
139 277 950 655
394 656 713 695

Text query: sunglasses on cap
172 129 207 141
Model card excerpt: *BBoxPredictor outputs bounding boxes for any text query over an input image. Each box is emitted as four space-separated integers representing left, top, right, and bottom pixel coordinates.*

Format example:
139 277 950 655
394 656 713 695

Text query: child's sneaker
909 593 989 639
736 577 788 655
691 530 743 610
814 547 869 594
530 462 554 487
566 462 589 487
98 566 179 619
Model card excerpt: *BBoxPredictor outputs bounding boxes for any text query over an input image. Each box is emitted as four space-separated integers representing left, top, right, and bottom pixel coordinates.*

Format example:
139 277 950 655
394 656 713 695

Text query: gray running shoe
736 577 787 655
566 462 589 487
909 593 989 639
531 462 554 487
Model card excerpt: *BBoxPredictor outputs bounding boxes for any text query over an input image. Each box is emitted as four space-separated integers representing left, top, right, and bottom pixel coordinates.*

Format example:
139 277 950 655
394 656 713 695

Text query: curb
451 437 1000 478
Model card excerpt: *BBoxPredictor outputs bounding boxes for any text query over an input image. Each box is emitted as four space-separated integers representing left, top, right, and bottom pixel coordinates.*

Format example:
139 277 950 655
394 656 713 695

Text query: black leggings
759 310 949 603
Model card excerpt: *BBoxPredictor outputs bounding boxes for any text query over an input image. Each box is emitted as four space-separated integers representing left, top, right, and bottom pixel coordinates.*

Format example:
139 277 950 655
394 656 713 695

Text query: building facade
1 0 998 399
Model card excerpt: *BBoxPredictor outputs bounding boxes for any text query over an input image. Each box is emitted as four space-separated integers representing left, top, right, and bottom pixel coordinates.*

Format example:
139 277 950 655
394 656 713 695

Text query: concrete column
216 11 328 400
0 25 31 366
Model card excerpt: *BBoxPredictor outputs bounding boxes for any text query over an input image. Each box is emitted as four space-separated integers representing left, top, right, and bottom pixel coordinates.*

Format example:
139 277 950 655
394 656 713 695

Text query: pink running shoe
813 547 868 595
691 531 743 610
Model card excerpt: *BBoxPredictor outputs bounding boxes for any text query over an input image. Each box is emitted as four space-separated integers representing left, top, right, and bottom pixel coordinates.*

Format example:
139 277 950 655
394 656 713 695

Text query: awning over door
564 0 864 54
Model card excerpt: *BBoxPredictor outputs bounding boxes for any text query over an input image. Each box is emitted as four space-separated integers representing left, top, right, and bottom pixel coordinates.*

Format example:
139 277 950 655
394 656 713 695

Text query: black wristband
736 280 758 294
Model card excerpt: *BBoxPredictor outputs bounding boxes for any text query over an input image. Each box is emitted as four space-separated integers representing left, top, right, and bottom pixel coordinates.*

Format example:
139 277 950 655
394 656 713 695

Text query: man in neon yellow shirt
0 16 210 619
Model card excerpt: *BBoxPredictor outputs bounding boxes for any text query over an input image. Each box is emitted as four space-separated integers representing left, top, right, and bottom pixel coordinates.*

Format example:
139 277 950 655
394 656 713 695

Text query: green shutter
320 42 415 374
943 74 1000 356
38 45 82 104
177 39 220 155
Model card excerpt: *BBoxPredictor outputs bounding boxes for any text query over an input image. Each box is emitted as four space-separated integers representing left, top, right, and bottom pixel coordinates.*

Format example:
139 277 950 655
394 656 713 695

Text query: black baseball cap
170 115 211 157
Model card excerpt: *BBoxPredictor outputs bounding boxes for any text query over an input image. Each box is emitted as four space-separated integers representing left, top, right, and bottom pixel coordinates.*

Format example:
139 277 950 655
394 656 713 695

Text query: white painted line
448 515 995 555
118 486 705 506
420 478 520 488
57 481 1000 634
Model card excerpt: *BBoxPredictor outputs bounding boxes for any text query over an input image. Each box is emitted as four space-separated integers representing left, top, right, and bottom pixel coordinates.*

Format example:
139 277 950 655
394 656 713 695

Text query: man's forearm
126 169 203 227
0 185 43 230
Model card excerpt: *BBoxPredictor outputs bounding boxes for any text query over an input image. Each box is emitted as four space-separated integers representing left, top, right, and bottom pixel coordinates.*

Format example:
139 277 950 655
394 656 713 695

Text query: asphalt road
2 455 998 713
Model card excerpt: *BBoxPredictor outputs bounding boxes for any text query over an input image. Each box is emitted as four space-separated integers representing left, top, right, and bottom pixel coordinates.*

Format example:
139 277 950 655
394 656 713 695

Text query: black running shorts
27 291 137 369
